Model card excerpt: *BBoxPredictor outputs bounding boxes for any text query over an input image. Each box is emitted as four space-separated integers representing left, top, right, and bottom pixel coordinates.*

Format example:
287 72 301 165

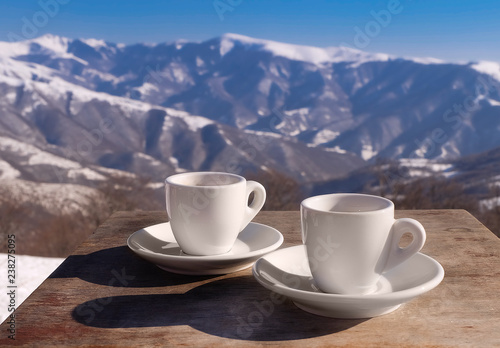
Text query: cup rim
165 171 245 188
301 193 394 215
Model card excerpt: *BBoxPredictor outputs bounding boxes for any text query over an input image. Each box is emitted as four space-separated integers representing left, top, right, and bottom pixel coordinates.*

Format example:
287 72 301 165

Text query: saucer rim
252 245 445 302
127 221 284 262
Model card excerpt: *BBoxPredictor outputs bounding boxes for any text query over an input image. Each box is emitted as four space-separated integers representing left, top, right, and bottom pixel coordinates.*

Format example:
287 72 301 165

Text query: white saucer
252 245 444 319
127 222 284 275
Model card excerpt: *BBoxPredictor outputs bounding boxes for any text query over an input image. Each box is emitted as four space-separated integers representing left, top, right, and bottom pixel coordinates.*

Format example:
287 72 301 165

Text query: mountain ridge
0 33 366 185
1 33 500 179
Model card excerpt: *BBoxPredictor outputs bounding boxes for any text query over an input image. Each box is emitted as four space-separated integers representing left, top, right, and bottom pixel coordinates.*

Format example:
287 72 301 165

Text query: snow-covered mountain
2 33 500 190
0 34 366 188
3 33 500 165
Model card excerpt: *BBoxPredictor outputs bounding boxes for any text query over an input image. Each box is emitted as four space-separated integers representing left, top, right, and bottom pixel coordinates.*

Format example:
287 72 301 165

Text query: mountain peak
218 33 334 64
79 38 108 49
29 33 70 54
220 32 261 44
36 33 63 40
0 33 71 59
217 33 391 65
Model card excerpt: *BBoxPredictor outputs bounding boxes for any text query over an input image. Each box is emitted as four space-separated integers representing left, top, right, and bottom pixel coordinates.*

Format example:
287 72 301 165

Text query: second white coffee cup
165 172 266 256
301 193 426 295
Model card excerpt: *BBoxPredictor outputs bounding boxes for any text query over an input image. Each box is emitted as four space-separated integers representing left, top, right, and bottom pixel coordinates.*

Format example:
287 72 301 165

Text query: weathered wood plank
1 210 499 347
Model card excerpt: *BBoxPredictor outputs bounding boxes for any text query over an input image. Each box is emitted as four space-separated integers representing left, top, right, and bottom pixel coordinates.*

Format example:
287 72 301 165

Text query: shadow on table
50 246 216 287
72 275 367 341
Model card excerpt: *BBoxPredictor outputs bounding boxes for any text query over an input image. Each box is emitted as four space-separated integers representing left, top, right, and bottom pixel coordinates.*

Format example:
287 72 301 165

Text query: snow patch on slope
471 61 500 82
361 144 377 160
80 38 107 49
488 98 500 106
312 129 340 145
0 159 21 180
0 136 81 169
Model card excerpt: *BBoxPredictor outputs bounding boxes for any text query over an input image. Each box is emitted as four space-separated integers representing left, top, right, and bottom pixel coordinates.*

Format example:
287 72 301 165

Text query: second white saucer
127 222 283 275
252 245 444 318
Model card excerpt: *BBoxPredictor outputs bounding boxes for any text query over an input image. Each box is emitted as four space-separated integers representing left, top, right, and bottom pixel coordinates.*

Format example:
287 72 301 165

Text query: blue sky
0 0 499 62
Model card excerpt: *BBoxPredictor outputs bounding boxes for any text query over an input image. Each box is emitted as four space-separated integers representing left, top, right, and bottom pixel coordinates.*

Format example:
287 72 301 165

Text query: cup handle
384 218 426 271
241 181 266 230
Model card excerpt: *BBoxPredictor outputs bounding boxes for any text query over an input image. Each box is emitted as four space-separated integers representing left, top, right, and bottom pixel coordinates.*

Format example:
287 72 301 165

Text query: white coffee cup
301 193 426 295
165 172 266 256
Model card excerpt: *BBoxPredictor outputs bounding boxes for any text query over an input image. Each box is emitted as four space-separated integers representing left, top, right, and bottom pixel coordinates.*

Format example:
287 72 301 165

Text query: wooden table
2 210 500 347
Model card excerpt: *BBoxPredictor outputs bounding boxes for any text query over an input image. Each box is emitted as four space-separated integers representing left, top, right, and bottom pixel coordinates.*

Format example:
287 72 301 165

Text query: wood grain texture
1 210 499 347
